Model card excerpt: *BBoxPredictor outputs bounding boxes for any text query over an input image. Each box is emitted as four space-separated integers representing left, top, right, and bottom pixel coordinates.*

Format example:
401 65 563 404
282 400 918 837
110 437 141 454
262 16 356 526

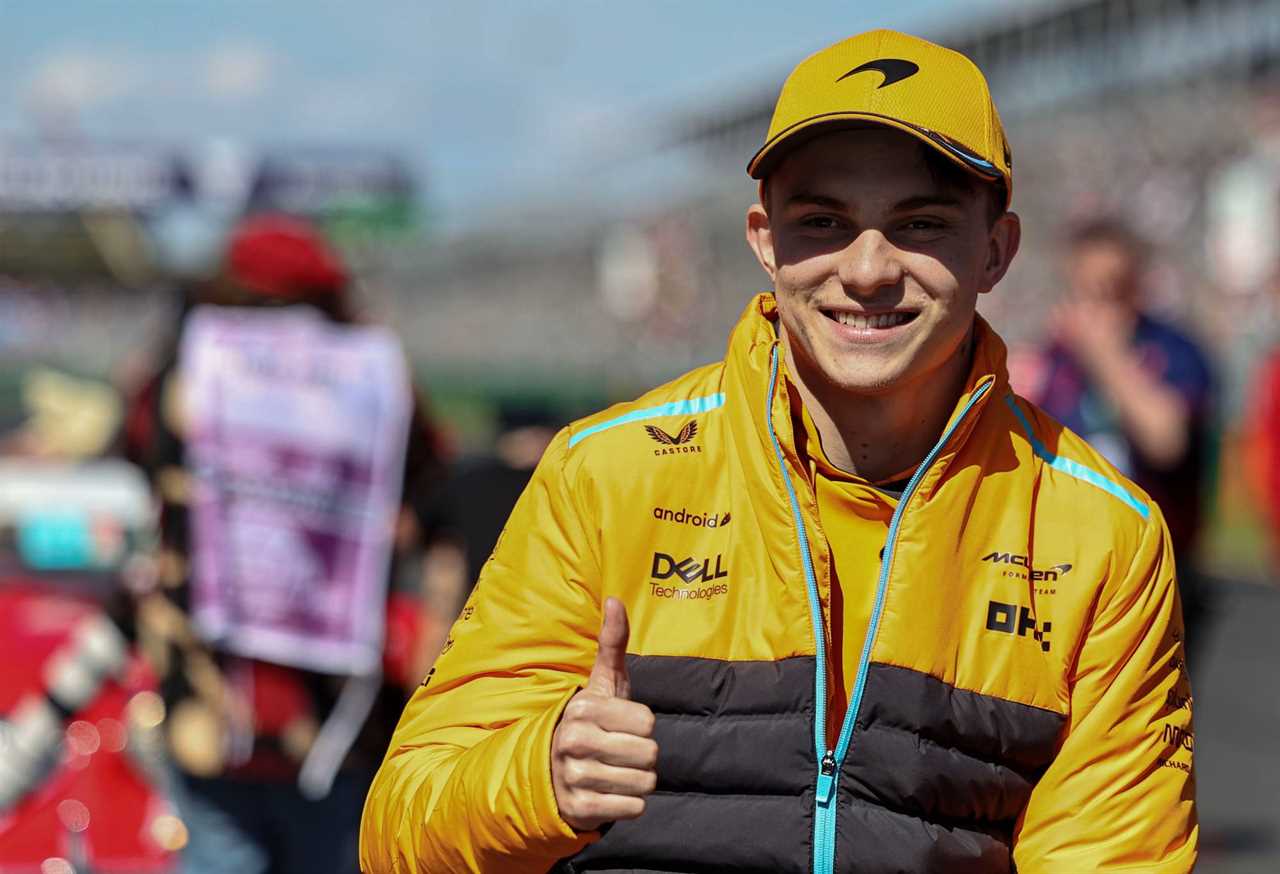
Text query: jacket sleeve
359 428 602 873
1012 506 1198 872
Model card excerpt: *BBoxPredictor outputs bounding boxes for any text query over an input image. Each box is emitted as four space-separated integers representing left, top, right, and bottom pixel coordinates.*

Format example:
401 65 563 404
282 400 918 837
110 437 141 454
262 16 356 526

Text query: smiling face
746 127 1019 400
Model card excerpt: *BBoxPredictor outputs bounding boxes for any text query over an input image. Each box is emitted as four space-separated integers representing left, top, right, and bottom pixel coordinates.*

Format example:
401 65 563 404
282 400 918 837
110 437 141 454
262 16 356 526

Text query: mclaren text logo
985 600 1051 652
649 551 728 600
645 421 702 456
653 506 730 528
981 551 1072 583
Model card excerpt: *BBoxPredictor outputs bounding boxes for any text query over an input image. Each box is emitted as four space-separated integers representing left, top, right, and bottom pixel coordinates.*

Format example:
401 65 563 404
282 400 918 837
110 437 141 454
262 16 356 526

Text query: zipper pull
816 751 837 804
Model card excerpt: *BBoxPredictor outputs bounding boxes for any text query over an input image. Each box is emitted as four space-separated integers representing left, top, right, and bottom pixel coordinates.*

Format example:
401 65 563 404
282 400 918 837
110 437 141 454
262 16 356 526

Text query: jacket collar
722 292 1009 502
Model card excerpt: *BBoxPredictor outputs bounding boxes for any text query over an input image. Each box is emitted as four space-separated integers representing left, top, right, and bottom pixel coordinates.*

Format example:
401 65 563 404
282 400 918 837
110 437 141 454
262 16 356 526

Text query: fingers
555 718 659 770
559 757 659 797
586 597 631 698
563 693 655 737
555 790 646 832
553 725 657 831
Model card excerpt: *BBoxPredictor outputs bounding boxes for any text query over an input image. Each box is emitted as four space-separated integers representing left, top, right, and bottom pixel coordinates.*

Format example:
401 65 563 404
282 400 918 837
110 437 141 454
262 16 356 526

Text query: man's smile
819 306 920 342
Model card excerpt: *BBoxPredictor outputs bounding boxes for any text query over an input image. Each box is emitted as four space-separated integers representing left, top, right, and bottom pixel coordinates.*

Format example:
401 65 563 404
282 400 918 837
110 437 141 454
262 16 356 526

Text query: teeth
834 311 911 329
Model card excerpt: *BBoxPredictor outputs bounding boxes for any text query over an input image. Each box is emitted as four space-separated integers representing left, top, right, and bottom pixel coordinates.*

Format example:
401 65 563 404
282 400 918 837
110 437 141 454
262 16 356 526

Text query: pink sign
181 306 411 675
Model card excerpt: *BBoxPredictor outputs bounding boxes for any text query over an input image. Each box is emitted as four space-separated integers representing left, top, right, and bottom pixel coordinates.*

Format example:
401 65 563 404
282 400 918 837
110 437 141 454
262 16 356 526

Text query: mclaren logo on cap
837 58 919 88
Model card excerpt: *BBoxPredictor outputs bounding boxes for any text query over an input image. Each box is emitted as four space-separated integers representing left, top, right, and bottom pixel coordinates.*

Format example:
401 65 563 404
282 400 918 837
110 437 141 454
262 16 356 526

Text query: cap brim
748 112 1010 205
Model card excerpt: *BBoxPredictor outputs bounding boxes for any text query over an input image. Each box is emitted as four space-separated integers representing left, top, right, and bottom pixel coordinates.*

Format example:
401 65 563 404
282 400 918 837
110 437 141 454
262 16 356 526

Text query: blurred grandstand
380 0 1280 405
5 0 1280 494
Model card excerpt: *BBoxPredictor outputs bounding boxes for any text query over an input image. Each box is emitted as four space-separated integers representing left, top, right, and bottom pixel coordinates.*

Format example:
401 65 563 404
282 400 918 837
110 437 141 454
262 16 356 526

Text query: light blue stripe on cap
1003 394 1149 520
567 392 726 448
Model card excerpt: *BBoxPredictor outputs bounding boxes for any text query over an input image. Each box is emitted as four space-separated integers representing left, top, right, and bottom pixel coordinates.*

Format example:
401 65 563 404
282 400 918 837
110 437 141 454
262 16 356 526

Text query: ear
979 211 1021 295
745 203 777 282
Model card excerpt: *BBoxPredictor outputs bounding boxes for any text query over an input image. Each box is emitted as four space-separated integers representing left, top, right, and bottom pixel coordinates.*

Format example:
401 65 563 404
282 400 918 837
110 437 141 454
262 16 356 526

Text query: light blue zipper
762 349 834 869
763 344 993 874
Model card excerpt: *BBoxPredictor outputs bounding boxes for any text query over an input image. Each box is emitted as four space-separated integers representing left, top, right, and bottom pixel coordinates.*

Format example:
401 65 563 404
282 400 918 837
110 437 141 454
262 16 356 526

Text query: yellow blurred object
20 368 122 459
166 698 226 777
125 690 166 730
149 813 190 851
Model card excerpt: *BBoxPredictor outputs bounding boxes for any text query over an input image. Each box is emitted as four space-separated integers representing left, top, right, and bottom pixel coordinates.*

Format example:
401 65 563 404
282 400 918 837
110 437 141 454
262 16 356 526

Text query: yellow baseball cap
748 29 1012 206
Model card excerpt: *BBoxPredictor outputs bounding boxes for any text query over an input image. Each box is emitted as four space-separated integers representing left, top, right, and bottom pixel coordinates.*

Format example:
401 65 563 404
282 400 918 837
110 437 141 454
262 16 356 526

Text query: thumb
586 597 631 698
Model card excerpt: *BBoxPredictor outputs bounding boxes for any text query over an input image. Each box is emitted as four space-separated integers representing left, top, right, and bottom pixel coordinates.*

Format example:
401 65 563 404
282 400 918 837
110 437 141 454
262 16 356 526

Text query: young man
360 30 1197 873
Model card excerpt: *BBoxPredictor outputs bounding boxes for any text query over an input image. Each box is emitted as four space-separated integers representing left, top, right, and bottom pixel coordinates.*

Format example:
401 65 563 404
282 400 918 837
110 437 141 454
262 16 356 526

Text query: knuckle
564 696 590 722
639 770 658 795
641 739 660 769
560 725 595 758
557 723 583 752
564 759 589 787
638 707 657 736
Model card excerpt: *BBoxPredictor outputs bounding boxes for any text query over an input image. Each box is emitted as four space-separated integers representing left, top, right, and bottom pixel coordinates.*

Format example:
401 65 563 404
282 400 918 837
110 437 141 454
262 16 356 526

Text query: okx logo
985 600 1051 652
645 421 702 456
649 551 729 601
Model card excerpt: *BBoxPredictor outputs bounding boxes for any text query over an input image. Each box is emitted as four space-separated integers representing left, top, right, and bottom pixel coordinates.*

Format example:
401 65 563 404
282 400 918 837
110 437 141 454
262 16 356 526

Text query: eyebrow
783 192 847 209
782 192 966 212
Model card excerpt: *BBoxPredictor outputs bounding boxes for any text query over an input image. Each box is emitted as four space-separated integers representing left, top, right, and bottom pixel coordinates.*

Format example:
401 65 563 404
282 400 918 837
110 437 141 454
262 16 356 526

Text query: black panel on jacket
555 659 1066 874
835 663 1066 873
558 656 816 874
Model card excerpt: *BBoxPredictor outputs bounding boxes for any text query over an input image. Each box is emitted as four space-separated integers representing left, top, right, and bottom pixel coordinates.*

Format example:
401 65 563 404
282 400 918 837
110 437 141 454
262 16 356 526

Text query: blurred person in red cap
123 212 449 874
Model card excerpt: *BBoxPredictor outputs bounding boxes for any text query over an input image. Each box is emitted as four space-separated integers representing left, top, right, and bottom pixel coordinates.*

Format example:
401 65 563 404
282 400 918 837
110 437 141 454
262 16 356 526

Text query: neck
783 326 975 483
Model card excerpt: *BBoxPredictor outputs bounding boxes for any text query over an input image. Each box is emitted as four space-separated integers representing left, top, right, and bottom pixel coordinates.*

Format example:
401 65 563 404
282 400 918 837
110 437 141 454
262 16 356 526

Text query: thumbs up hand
551 598 659 832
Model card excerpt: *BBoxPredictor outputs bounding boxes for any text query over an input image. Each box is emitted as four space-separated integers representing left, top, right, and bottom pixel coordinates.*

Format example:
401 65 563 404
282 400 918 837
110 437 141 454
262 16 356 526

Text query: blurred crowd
0 212 564 872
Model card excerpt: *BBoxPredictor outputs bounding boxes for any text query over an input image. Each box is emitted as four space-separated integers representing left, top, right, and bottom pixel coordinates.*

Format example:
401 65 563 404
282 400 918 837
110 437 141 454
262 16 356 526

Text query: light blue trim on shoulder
566 392 726 448
1003 394 1149 520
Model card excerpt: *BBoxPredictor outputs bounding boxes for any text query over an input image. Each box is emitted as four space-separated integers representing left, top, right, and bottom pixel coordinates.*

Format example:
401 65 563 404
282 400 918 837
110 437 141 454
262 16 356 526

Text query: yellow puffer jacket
360 294 1197 874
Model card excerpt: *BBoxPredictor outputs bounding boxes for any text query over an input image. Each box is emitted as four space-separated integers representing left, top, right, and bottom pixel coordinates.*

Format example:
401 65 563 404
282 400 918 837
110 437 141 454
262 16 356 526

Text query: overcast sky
2 0 1038 227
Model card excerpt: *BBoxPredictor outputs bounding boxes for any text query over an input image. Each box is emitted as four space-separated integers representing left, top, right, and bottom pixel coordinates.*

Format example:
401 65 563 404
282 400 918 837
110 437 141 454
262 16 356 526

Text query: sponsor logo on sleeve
1161 723 1194 753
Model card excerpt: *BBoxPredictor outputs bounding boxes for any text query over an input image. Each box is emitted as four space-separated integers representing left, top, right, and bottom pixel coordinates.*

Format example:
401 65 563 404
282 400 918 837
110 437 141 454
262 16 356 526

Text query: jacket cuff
522 686 601 850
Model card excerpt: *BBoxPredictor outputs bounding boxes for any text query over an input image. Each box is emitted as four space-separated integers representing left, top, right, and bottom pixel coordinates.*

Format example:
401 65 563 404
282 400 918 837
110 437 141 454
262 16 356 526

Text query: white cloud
290 77 417 135
202 42 274 101
24 48 144 115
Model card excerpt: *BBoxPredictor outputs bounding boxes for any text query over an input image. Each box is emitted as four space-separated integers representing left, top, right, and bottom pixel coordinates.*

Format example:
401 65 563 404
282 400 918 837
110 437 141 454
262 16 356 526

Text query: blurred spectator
1030 218 1216 665
122 214 447 874
1244 274 1280 564
412 401 559 679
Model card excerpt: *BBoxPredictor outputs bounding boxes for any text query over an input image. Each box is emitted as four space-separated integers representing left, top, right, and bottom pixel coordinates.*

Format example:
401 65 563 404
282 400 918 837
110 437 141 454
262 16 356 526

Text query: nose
836 229 904 297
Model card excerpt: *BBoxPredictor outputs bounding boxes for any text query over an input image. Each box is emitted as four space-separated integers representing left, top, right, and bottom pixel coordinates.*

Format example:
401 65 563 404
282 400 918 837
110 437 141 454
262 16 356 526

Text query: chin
819 363 910 397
